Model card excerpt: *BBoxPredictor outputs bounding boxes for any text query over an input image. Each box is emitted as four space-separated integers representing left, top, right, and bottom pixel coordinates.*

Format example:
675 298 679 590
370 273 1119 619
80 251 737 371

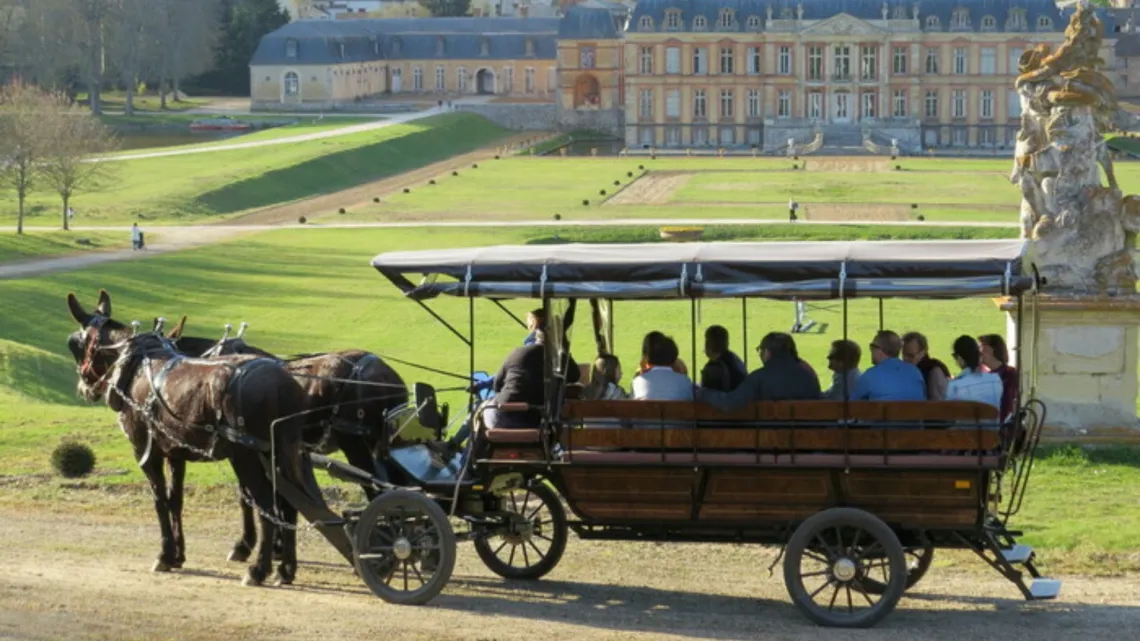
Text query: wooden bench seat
562 399 999 423
558 426 1001 452
563 450 1002 469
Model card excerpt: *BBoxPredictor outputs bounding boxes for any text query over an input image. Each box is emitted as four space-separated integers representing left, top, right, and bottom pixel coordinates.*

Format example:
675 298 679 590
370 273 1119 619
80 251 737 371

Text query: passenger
851 330 926 401
787 338 819 380
822 339 862 401
699 332 821 412
632 335 695 401
523 308 545 345
699 325 747 392
637 330 687 376
483 330 547 428
902 331 951 401
947 335 1002 410
586 354 629 400
473 308 578 396
978 334 1018 421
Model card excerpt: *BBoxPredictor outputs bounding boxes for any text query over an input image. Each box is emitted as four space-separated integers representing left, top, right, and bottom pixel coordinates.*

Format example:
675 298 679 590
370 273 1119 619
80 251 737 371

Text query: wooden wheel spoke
803 550 830 565
852 581 877 607
801 569 831 579
809 579 834 599
845 585 854 614
826 584 841 610
492 539 509 557
411 562 426 586
508 543 518 566
521 538 531 566
857 541 884 561
525 538 546 562
402 560 409 592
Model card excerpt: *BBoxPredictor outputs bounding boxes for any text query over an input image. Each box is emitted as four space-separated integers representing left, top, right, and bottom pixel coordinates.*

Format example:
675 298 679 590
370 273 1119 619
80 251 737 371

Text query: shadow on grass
524 225 1019 245
192 114 509 216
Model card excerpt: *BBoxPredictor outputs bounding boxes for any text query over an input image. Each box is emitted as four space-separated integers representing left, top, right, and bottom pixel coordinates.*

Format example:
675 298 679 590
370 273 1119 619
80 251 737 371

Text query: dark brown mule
66 291 312 586
163 318 408 562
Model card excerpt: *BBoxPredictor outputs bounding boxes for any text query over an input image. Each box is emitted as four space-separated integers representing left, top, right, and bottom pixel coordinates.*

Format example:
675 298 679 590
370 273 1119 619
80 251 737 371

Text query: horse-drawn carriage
66 238 1054 628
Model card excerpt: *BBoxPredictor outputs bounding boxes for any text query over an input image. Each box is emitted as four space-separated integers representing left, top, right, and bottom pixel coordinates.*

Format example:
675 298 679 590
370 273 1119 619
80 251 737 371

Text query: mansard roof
559 6 624 39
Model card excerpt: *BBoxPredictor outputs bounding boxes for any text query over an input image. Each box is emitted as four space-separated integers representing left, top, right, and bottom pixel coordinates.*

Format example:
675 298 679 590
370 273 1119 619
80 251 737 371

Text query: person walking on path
788 198 799 222
131 223 144 251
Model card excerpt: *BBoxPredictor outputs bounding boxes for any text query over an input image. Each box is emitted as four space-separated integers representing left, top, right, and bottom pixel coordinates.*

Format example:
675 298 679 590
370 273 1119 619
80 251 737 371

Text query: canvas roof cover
371 239 1035 300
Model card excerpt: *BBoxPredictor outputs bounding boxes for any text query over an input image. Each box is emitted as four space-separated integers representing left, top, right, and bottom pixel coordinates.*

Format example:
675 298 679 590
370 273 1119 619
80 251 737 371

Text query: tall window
952 89 966 118
777 90 790 118
665 89 681 118
503 67 513 93
718 9 734 29
980 90 994 119
747 47 761 74
808 92 822 119
640 89 653 119
719 47 734 74
435 65 445 91
457 67 467 93
980 127 996 146
285 39 298 58
413 66 423 91
860 46 877 81
720 89 734 118
524 67 535 93
639 46 653 74
925 48 939 74
747 89 760 117
693 89 707 118
808 46 823 81
924 91 939 118
693 47 707 75
833 45 851 79
861 91 875 119
778 46 791 75
953 47 967 75
951 8 970 29
666 46 680 74
665 10 681 29
1008 90 1021 119
893 46 907 74
283 71 299 96
980 47 995 75
1008 49 1022 74
893 90 907 117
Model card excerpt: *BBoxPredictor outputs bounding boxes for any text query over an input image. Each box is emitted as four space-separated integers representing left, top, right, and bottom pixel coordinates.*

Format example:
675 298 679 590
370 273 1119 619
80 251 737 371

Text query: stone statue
1010 4 1140 295
766 5 773 22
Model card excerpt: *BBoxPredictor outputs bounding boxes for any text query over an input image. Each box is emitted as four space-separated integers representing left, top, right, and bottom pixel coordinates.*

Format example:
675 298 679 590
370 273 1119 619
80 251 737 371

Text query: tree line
0 0 289 114
0 82 118 234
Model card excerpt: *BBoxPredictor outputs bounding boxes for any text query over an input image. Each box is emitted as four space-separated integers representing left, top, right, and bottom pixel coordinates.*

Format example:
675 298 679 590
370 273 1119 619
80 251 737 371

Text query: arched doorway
282 70 301 103
573 73 600 108
476 68 496 95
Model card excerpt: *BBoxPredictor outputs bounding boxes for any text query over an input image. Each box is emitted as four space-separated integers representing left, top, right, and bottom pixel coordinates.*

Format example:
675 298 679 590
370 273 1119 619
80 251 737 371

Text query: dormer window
338 43 345 60
718 9 735 29
981 15 996 30
526 38 535 56
638 15 654 31
285 38 298 58
892 6 907 19
951 8 970 29
480 37 490 56
746 15 761 30
693 15 707 30
1037 16 1053 30
665 9 681 29
436 36 445 56
1007 8 1027 31
391 37 402 55
925 15 940 30
373 39 380 55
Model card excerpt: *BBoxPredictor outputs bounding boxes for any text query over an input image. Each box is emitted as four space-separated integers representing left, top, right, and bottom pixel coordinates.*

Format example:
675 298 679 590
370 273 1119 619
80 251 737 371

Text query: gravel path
0 507 1137 641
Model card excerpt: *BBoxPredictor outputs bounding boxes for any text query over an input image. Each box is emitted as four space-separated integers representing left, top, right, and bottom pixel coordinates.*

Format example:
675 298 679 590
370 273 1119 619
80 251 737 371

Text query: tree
211 0 288 95
155 0 219 108
0 81 61 234
418 0 471 17
75 0 115 115
40 105 117 230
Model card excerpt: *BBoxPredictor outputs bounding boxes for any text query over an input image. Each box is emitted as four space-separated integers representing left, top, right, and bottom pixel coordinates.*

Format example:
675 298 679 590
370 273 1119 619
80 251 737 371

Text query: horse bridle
78 314 114 393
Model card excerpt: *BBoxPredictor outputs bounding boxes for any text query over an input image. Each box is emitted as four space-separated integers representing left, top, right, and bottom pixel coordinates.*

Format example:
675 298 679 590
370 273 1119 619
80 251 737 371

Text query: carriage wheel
353 490 456 605
860 543 934 595
473 480 567 580
783 508 907 628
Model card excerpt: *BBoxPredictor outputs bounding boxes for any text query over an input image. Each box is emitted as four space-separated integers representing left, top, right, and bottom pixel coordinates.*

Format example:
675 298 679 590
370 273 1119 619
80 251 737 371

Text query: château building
250 1 1117 150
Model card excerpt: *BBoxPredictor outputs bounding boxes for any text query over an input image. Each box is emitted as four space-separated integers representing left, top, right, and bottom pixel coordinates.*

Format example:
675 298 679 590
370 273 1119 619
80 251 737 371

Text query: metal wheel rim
357 502 445 599
484 486 557 570
798 525 897 620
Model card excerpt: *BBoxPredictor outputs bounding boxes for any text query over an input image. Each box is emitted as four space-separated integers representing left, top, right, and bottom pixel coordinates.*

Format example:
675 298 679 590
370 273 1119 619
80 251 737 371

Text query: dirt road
0 506 1137 641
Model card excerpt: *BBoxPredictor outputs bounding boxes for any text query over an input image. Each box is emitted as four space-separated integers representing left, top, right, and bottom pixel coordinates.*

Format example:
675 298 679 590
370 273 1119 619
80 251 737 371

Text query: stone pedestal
996 296 1140 441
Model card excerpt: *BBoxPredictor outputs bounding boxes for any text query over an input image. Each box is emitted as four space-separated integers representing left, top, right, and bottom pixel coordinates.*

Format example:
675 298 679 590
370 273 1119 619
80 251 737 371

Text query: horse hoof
228 547 251 563
242 571 264 587
274 564 296 586
152 560 172 573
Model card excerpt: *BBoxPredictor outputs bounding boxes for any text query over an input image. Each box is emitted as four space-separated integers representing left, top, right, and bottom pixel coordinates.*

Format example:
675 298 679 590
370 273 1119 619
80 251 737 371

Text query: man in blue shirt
851 330 926 401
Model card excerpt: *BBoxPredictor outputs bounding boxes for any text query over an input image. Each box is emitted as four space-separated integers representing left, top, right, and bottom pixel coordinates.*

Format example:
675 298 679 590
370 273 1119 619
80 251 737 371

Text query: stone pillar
997 297 1140 440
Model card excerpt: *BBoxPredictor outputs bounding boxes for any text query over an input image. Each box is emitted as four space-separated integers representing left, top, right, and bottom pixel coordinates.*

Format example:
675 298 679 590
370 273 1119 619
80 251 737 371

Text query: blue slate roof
626 0 1090 33
559 6 623 39
251 17 561 66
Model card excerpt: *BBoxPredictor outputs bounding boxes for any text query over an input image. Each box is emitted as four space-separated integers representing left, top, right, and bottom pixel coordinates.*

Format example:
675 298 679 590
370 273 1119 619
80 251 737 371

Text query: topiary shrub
553 213 562 220
373 197 380 203
895 165 902 171
638 164 645 170
51 440 96 479
472 163 479 168
429 179 436 185
582 199 590 205
911 203 918 209
917 214 926 222
614 180 620 186
792 164 799 170
627 171 634 177
403 188 410 193
338 208 346 214
298 216 307 224
599 189 607 195
452 171 459 176
494 155 500 159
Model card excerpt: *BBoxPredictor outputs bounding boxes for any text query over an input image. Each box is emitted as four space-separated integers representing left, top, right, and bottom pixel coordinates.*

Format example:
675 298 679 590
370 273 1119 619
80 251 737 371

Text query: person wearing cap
822 339 862 401
699 332 820 412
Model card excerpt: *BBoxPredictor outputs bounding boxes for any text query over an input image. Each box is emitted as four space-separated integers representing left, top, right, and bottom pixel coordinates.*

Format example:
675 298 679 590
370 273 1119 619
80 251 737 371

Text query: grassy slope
0 231 128 262
4 225 1138 570
4 113 509 226
105 116 385 156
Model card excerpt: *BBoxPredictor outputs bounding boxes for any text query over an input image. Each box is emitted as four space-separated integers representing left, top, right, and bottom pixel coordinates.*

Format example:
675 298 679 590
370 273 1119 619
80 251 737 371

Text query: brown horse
66 291 312 586
162 318 409 562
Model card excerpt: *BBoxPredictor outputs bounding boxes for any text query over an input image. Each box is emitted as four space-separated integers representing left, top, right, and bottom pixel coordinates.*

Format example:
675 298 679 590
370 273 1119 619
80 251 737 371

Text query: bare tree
155 0 218 108
40 105 118 230
0 82 61 234
75 0 114 115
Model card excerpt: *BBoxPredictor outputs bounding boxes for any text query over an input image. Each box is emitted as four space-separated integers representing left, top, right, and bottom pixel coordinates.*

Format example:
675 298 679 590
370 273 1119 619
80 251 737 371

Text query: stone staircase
821 125 872 154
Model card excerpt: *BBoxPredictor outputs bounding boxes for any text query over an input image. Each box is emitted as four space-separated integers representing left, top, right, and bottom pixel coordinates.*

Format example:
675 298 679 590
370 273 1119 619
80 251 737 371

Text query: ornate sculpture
1010 4 1140 295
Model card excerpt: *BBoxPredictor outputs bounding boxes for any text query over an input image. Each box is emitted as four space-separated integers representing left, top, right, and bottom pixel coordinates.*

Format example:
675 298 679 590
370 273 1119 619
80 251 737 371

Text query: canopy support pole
741 298 749 371
690 297 698 385
413 299 471 347
878 298 884 332
490 298 527 329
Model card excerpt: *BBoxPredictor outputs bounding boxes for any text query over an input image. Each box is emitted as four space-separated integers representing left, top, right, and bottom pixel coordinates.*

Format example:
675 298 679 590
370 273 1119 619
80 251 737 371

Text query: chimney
520 4 530 17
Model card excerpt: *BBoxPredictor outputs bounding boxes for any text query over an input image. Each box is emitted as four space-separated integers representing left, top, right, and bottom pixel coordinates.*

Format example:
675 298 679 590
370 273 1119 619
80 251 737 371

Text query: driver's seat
414 382 449 439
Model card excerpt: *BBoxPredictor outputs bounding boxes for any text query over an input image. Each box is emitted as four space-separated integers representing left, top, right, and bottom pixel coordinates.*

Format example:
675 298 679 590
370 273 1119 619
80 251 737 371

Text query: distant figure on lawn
131 223 145 251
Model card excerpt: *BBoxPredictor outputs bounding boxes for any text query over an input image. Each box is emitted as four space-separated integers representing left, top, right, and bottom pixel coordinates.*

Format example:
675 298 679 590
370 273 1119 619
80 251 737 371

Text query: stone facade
456 102 559 129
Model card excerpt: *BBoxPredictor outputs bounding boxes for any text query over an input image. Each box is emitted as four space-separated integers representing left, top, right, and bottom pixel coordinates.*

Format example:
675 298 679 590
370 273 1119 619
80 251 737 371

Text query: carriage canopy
371 239 1035 301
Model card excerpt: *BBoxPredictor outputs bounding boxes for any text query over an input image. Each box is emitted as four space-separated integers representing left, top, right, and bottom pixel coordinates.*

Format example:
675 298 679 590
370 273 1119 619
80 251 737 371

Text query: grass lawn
0 231 128 262
0 224 1136 570
79 91 213 113
105 116 385 155
2 113 510 226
